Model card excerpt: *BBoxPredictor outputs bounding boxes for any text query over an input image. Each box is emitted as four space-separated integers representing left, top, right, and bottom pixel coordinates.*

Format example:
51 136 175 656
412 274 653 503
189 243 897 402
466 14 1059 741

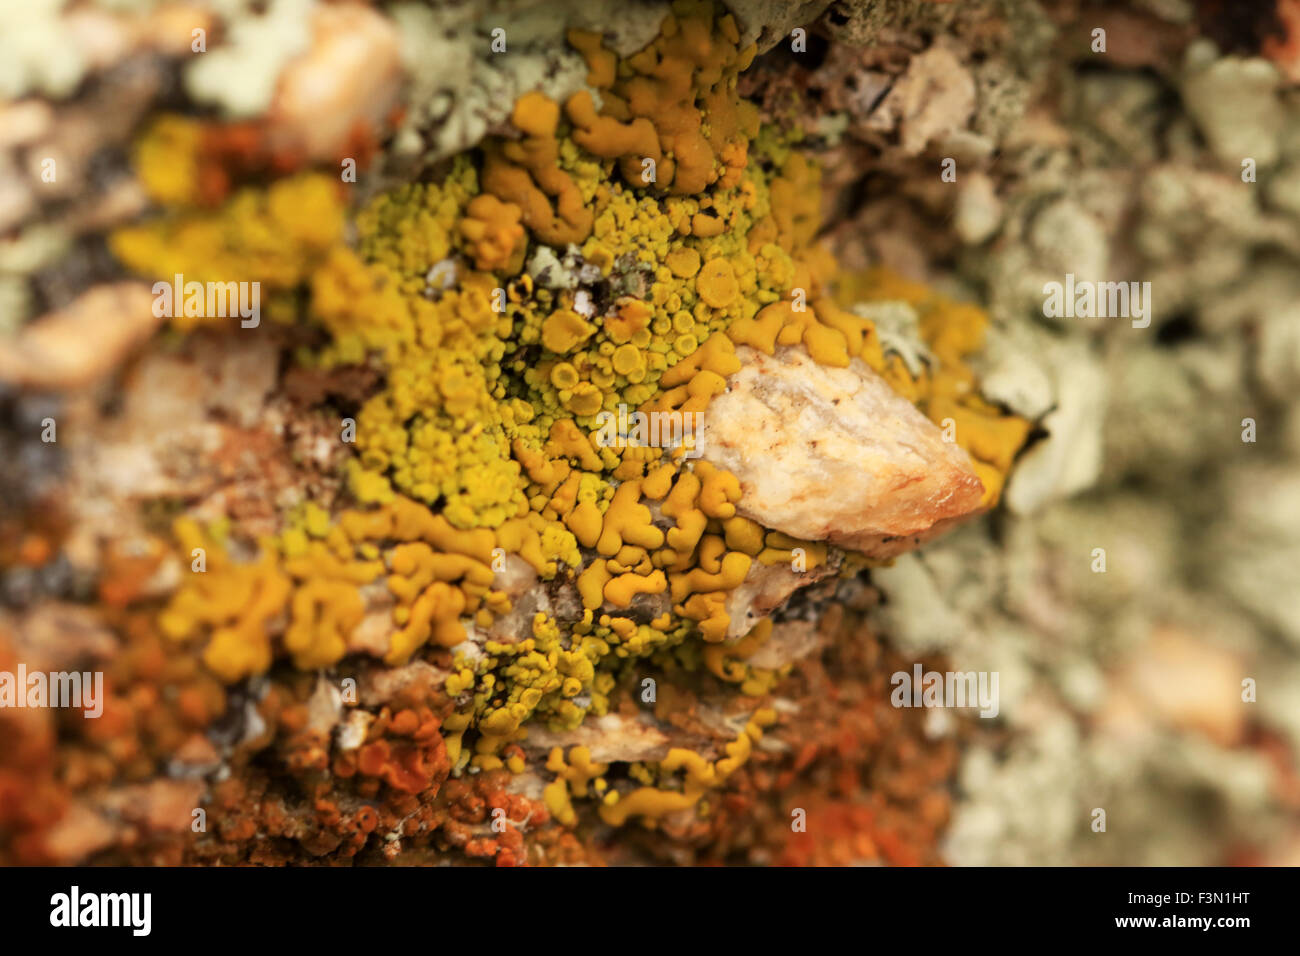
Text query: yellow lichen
597 708 775 826
124 0 1030 836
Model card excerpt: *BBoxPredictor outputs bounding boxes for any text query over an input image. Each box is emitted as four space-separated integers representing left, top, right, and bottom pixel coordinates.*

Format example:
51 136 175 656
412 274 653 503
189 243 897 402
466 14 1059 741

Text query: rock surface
699 345 985 557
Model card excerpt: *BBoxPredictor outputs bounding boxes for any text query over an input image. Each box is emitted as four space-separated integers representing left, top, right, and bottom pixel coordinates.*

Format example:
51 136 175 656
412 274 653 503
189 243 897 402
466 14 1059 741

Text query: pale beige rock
525 713 672 764
305 674 344 736
267 3 404 162
0 282 160 390
8 603 118 672
0 100 54 150
698 345 985 558
358 659 446 707
864 40 976 156
41 802 121 864
746 620 827 670
349 583 398 658
101 779 205 832
485 555 553 643
173 733 220 771
724 558 836 639
1116 627 1247 747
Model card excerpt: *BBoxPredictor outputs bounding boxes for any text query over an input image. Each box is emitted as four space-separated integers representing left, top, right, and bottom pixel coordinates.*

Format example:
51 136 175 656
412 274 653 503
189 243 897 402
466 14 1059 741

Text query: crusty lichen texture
105 0 1028 850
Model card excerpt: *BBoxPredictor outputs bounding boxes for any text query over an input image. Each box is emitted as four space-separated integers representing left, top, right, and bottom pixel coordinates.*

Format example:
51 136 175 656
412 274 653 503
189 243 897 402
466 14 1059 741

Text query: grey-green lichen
864 28 1300 864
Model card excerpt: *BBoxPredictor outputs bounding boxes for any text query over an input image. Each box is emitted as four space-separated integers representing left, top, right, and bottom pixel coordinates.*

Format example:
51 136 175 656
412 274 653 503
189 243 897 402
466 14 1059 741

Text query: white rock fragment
573 289 595 318
426 258 458 291
699 345 985 558
336 710 374 752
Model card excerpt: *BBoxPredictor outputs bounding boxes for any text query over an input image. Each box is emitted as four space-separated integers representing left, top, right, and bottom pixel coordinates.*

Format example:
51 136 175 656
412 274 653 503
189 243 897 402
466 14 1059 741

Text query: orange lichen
562 0 759 195
482 91 594 246
458 194 527 273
